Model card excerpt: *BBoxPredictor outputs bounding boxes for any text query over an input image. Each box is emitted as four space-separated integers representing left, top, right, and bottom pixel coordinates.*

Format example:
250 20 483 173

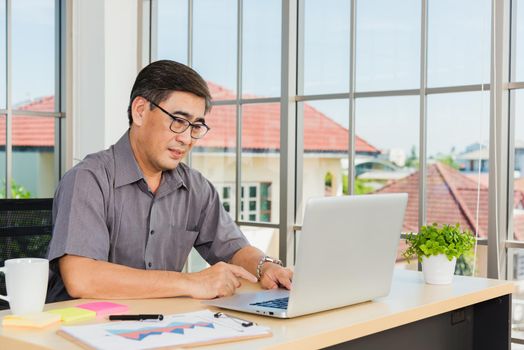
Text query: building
1 86 383 258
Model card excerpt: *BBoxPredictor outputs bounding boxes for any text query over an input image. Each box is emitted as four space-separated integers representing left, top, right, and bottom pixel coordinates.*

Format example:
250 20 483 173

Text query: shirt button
148 262 152 268
150 230 155 235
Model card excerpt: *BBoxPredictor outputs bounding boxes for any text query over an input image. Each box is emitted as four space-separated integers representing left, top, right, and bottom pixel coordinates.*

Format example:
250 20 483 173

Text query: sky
1 0 523 157
0 0 55 108
155 0 523 157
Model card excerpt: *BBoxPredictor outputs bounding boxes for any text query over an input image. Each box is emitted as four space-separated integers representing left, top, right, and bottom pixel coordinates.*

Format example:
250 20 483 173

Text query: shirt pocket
165 226 199 271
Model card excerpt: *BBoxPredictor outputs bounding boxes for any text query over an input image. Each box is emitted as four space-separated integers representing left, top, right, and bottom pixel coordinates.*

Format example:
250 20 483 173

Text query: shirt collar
113 130 189 192
113 131 144 188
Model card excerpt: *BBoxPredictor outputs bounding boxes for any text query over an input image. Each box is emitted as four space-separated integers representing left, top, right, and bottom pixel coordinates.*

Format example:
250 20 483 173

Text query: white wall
70 0 138 166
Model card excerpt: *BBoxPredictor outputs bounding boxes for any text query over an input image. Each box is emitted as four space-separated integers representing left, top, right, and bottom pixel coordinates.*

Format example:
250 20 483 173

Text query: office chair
0 198 53 310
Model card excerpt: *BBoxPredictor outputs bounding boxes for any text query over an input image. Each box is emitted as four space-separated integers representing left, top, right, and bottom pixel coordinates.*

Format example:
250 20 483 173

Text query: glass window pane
193 0 237 99
187 226 279 272
514 90 524 240
192 104 237 217
0 0 6 109
12 116 56 198
427 0 491 87
506 248 524 340
241 103 280 224
515 0 524 82
242 0 280 98
355 96 419 268
355 0 420 92
0 115 5 198
12 0 55 111
241 226 279 259
156 0 188 63
355 96 419 229
427 91 490 277
299 99 348 221
302 0 350 95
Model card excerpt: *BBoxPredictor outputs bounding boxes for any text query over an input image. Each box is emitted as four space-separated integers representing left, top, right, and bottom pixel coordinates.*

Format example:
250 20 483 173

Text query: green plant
0 179 32 199
403 223 476 263
342 175 375 195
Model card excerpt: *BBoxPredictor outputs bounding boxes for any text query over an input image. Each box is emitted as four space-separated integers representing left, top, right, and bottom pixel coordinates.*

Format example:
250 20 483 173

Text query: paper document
58 309 271 350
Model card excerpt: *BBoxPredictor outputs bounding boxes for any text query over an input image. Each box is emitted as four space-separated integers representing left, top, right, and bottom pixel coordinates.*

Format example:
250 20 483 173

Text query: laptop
204 193 408 318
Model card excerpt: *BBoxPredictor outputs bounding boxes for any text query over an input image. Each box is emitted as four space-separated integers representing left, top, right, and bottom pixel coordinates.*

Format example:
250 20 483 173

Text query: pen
213 312 253 327
109 314 164 321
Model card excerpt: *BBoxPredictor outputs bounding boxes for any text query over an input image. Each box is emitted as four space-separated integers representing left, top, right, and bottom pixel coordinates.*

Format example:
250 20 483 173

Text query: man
47 60 292 302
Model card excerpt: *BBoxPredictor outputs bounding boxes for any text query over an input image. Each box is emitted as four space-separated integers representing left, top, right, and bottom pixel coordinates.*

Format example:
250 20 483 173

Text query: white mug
0 258 49 315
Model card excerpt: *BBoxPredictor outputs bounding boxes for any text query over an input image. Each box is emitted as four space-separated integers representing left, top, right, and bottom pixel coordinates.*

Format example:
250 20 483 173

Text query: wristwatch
256 255 283 281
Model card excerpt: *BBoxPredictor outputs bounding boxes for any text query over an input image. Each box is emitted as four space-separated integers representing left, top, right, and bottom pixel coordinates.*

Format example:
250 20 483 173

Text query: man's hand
259 263 293 290
186 262 257 299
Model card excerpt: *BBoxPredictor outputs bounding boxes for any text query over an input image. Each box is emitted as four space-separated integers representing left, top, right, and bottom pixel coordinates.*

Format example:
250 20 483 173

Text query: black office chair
0 198 53 310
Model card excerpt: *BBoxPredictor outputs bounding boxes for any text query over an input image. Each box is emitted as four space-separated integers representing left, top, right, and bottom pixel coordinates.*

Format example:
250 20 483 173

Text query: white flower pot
421 254 457 285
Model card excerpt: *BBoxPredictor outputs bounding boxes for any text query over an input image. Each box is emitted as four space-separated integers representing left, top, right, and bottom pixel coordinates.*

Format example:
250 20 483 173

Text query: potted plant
403 223 476 284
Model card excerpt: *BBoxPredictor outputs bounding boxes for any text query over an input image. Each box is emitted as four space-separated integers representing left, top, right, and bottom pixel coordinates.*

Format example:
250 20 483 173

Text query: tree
437 155 460 170
0 180 32 198
342 175 374 195
405 145 419 169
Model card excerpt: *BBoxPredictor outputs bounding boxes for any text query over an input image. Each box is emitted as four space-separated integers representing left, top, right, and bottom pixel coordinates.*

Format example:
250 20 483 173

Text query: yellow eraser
46 307 96 323
2 312 61 328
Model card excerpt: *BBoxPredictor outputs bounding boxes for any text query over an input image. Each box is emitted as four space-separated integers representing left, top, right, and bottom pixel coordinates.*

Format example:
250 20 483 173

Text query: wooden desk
0 269 514 350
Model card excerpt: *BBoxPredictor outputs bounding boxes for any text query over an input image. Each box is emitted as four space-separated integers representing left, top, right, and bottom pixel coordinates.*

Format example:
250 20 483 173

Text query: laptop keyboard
250 297 289 310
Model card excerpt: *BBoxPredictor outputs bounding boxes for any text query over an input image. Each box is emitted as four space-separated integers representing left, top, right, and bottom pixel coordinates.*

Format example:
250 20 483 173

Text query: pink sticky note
76 302 128 318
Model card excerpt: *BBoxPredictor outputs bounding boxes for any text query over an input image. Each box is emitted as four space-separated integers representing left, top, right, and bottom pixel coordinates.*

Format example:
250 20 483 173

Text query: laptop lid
204 193 408 318
286 193 407 317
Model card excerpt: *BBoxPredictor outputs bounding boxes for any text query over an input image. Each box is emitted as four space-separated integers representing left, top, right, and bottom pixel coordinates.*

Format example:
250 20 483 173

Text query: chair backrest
0 198 53 310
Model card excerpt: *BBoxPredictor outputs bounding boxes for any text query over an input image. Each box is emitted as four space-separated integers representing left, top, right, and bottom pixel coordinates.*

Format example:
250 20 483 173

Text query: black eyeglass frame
148 99 210 139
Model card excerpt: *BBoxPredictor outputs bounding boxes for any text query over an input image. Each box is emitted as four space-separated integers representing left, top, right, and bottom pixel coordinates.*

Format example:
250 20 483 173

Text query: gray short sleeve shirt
46 131 249 302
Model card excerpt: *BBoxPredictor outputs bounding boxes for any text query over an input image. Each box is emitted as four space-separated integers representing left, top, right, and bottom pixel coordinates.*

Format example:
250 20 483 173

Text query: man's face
132 91 206 173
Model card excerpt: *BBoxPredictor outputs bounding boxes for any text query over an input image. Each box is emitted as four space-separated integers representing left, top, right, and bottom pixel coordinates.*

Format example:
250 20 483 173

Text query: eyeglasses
148 100 210 139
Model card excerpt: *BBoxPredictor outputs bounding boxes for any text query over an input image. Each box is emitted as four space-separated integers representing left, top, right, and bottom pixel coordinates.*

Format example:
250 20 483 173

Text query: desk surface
0 269 515 350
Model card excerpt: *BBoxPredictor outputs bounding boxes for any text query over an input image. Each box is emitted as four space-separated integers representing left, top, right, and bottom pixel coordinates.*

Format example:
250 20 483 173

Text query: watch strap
256 255 283 281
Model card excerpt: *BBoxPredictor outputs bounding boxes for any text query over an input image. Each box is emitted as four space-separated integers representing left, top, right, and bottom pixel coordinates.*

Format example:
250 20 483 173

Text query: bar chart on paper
57 309 271 350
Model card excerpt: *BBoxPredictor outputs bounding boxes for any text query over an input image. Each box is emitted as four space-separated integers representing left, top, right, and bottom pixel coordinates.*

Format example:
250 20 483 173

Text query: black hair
127 60 212 125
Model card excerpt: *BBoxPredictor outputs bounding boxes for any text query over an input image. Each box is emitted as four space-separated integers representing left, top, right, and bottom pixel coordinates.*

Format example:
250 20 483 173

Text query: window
354 96 419 245
0 0 65 199
302 0 350 95
514 0 524 82
355 0 420 92
216 182 272 223
151 4 522 338
427 0 491 87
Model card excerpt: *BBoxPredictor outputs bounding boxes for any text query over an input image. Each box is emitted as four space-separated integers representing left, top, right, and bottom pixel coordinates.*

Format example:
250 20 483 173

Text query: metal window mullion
235 0 243 223
186 0 193 168
488 0 511 280
138 0 152 69
54 0 63 186
150 0 158 62
426 84 490 94
279 0 298 266
508 82 524 89
507 0 518 247
180 0 193 273
11 110 63 117
347 0 356 195
294 0 304 227
418 0 428 229
5 0 12 198
355 89 420 98
187 0 193 67
59 0 68 177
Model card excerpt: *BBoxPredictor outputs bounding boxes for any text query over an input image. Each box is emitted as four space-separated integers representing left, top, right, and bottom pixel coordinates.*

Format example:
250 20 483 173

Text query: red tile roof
515 177 524 192
375 162 524 239
0 96 55 147
196 82 380 154
1 86 379 154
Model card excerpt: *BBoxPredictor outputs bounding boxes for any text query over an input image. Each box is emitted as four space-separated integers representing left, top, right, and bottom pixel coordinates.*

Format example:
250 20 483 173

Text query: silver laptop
204 193 408 318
